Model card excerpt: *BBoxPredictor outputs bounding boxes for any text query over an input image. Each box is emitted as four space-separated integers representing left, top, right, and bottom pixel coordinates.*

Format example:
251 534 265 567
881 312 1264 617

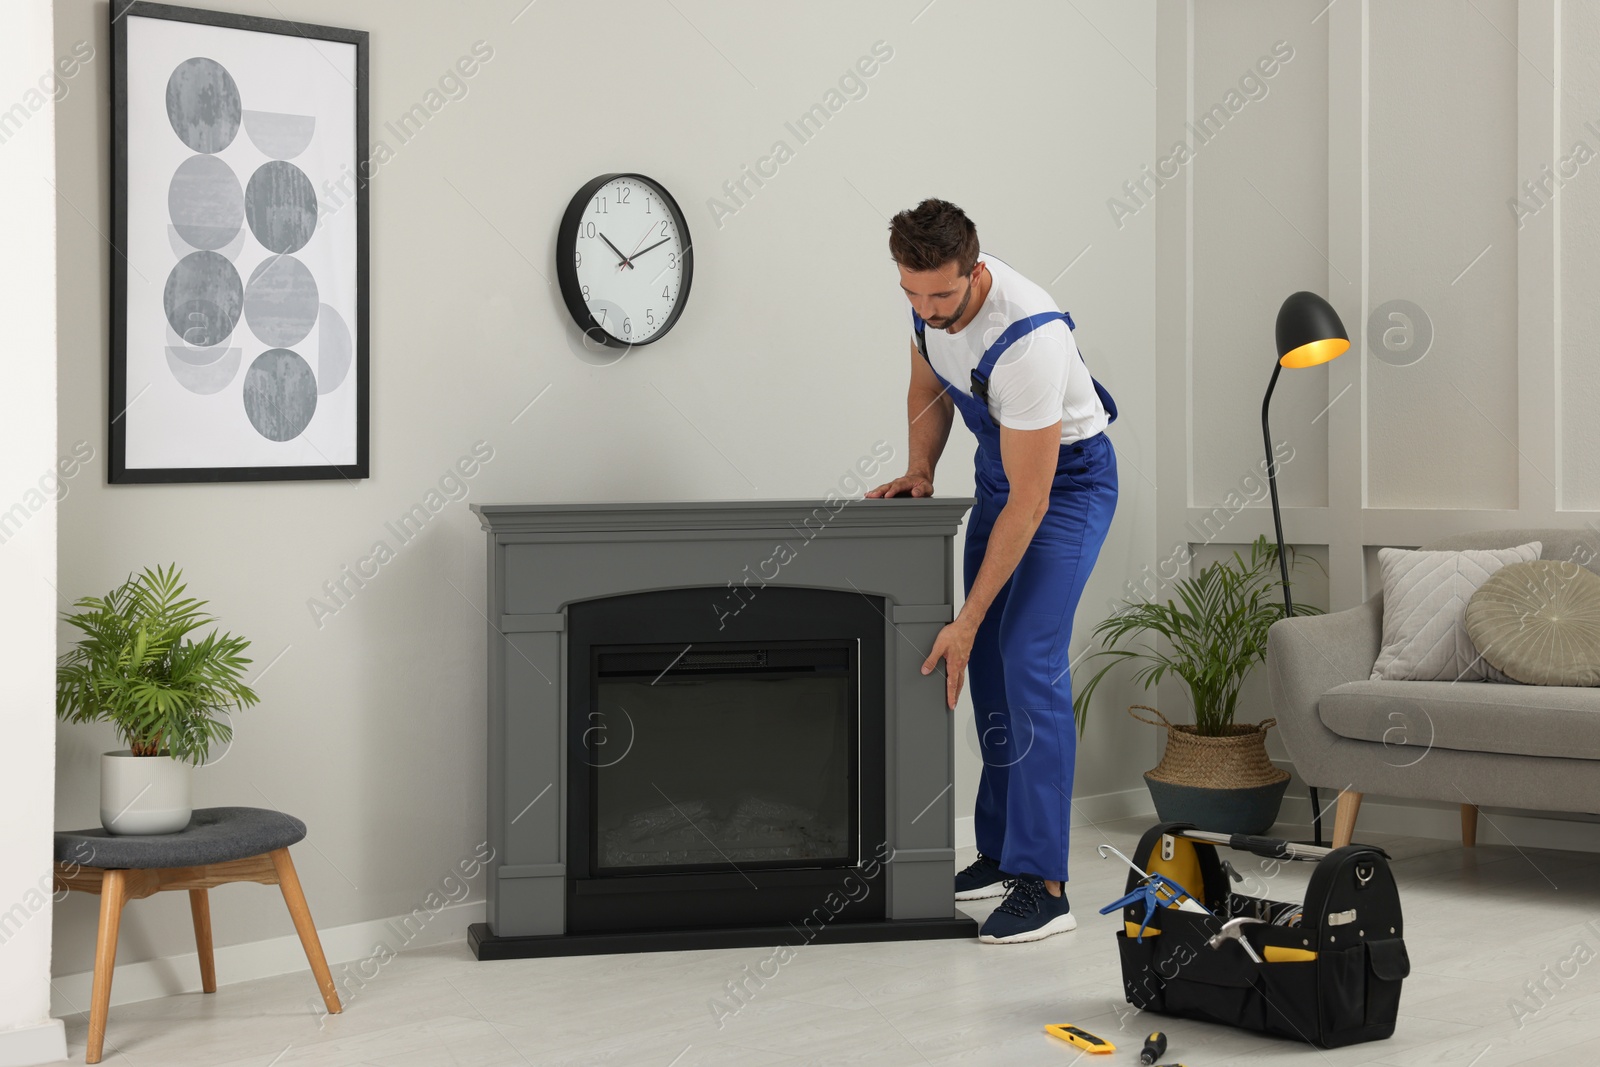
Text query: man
866 199 1118 944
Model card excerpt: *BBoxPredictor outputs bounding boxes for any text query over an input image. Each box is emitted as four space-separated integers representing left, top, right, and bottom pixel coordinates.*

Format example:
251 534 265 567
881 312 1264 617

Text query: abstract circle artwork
165 57 242 154
245 160 319 254
117 8 365 481
244 254 320 347
163 250 243 347
242 349 319 442
168 153 244 250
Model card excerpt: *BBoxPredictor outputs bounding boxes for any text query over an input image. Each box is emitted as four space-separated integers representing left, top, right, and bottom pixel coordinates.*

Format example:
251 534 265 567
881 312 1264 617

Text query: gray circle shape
242 349 318 442
244 254 320 347
245 160 319 254
163 250 243 347
1367 299 1434 367
168 154 244 250
165 57 242 154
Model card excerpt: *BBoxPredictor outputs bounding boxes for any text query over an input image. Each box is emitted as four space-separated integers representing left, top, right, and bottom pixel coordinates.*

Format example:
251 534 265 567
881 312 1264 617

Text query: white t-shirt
916 253 1109 443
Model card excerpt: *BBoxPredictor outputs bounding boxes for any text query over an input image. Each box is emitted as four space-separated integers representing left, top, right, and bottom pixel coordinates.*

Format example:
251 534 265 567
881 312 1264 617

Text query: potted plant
1072 536 1322 835
56 564 259 835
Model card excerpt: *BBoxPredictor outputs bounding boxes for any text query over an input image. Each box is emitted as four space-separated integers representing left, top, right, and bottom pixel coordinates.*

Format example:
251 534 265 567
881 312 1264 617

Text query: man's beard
927 275 974 329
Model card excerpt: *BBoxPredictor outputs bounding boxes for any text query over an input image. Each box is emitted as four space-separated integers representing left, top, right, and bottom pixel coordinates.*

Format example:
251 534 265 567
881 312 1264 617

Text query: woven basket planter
1130 705 1290 835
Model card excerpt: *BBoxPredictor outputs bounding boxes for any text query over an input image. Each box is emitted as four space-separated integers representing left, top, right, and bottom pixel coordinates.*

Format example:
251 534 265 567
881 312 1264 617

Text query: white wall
0 0 68 1062
51 0 1157 992
1155 0 1600 837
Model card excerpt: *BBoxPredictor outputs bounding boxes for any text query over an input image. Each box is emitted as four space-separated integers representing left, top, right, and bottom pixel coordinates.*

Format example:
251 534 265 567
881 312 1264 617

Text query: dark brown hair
888 198 980 275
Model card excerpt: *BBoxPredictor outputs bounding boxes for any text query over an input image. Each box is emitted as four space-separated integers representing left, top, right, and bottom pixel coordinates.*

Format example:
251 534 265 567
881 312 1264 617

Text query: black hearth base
467 915 979 960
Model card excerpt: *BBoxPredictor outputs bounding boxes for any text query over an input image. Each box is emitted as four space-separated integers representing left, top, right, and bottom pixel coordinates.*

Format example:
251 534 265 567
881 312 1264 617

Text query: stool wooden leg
1461 803 1479 848
269 848 341 1015
1332 790 1363 849
189 888 217 993
87 870 128 1065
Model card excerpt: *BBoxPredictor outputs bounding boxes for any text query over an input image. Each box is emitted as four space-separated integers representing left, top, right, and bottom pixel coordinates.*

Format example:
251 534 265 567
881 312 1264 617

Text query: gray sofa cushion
1319 680 1600 760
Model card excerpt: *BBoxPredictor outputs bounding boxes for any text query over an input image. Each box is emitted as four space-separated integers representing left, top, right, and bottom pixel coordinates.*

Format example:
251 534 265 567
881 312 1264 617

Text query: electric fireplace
468 499 977 958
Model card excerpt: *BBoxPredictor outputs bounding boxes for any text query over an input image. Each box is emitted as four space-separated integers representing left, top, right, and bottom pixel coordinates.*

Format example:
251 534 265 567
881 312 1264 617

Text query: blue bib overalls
914 308 1119 883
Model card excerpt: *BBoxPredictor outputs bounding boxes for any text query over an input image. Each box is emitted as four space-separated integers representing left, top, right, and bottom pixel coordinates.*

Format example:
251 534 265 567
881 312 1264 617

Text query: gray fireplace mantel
468 496 976 950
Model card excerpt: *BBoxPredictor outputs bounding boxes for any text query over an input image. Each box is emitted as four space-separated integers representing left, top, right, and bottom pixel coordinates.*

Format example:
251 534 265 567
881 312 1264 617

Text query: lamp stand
1262 359 1324 846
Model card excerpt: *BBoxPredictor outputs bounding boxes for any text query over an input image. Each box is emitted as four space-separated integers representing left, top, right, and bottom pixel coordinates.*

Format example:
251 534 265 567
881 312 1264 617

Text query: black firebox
566 585 887 935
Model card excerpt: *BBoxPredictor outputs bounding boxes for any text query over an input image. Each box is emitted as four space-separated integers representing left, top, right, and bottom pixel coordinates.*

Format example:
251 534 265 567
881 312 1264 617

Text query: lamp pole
1261 360 1293 617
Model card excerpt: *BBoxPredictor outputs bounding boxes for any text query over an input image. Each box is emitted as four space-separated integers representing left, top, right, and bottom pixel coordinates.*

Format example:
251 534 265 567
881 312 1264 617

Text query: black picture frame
110 0 370 483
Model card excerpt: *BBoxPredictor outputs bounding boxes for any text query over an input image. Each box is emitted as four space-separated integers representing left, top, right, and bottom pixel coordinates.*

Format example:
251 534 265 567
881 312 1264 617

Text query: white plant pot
100 751 193 835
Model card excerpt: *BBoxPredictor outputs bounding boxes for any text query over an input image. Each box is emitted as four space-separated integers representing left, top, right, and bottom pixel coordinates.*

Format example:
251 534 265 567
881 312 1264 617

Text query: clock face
557 173 693 348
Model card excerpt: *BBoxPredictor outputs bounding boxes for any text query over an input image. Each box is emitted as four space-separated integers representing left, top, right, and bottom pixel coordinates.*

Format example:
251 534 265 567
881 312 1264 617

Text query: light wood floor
55 815 1600 1066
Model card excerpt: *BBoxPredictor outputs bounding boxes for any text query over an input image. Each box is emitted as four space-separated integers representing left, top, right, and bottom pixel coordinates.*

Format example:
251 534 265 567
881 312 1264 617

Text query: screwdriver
1140 1031 1168 1064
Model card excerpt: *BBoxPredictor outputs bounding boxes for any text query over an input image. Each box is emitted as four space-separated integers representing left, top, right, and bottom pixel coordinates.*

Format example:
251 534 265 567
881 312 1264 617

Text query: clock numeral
623 317 631 336
575 251 582 268
646 309 655 326
662 285 669 299
581 221 596 238
645 196 652 214
582 284 589 300
666 252 674 268
659 220 669 236
596 308 607 325
593 196 607 214
617 186 631 204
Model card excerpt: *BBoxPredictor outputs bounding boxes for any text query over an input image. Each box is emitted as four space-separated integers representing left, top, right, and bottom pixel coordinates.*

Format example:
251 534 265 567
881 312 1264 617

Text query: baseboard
952 786 1154 850
0 1019 66 1066
49 898 484 1019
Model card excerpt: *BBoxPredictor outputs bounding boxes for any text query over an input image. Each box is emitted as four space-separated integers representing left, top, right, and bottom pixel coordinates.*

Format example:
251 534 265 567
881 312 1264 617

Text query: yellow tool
1044 1024 1115 1053
1263 945 1318 963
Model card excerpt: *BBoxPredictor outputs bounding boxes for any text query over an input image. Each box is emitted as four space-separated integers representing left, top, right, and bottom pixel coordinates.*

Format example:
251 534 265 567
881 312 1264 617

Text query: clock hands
629 237 672 260
599 232 635 270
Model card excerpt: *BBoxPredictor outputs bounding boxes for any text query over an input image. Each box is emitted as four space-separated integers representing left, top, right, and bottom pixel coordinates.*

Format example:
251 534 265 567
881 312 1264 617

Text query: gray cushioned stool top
54 806 307 870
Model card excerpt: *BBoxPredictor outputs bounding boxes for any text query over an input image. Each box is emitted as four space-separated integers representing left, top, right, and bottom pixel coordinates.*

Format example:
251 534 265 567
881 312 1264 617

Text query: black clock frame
556 173 694 349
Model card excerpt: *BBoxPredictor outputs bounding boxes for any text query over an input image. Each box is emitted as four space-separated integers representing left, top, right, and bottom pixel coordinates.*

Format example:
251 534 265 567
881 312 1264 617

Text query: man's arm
956 420 1060 627
867 339 953 497
920 419 1061 709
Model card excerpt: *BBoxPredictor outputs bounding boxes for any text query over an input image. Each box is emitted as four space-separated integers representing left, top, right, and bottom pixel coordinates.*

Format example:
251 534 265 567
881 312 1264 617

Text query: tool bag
1112 822 1410 1049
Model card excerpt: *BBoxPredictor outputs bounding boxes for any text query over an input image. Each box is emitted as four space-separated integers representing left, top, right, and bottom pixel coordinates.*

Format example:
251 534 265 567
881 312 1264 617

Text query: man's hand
922 617 978 709
866 471 934 498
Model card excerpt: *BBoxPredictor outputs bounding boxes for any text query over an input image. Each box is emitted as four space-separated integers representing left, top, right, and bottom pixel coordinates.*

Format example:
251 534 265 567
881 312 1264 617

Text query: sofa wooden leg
1332 790 1363 848
86 869 127 1065
189 888 217 993
1461 803 1478 848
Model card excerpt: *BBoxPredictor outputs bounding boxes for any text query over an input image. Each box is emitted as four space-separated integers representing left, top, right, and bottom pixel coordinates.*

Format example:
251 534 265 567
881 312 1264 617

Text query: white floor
55 815 1600 1066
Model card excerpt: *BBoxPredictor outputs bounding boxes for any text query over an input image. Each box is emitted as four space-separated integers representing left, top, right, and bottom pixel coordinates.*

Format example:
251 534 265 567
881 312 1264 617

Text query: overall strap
912 311 929 361
974 311 1071 382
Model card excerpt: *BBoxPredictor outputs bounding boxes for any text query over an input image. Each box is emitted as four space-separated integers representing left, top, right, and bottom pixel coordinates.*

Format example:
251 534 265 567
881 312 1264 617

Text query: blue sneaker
978 877 1077 944
955 853 1009 900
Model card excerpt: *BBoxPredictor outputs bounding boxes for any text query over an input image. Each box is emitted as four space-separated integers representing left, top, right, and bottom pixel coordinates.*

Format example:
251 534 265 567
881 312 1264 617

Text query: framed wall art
111 1 369 483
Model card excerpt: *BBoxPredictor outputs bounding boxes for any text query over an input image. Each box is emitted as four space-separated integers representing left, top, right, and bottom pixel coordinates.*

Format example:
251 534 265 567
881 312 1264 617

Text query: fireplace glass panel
590 642 856 874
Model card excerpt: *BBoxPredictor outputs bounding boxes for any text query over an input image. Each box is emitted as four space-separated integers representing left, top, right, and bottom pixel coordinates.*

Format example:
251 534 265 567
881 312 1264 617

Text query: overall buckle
969 371 991 406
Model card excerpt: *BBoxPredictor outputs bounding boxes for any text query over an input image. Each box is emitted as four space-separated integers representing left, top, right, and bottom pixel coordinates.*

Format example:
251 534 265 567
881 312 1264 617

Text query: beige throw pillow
1465 560 1600 686
1372 542 1542 682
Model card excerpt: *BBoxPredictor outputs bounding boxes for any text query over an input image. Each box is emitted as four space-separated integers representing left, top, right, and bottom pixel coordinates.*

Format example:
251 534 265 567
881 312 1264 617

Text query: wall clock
556 173 693 348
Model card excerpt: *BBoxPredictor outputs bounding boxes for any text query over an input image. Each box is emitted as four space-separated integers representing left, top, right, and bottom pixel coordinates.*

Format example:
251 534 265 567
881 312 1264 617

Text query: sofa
1267 527 1600 847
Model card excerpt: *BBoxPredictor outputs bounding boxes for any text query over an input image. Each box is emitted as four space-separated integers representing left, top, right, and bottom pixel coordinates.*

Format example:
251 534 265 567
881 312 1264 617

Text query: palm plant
1072 536 1322 737
56 564 258 764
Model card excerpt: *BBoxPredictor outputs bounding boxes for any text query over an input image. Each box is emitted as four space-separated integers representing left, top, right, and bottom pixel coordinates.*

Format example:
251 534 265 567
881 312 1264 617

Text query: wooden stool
54 806 342 1064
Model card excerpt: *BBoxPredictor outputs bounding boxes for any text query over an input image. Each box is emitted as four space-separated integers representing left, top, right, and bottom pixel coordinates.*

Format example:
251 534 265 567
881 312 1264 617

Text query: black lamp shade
1275 290 1349 368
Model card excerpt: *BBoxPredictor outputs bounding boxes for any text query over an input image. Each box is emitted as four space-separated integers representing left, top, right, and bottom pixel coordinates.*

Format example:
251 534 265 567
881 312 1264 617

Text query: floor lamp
1263 290 1349 845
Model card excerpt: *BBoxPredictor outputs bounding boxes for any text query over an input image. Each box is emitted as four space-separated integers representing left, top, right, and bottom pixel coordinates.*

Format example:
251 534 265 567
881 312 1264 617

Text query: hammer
1207 917 1265 962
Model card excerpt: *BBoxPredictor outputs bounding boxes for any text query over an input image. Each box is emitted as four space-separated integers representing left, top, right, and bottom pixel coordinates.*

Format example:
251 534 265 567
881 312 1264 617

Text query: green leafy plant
1072 536 1322 737
56 564 259 764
